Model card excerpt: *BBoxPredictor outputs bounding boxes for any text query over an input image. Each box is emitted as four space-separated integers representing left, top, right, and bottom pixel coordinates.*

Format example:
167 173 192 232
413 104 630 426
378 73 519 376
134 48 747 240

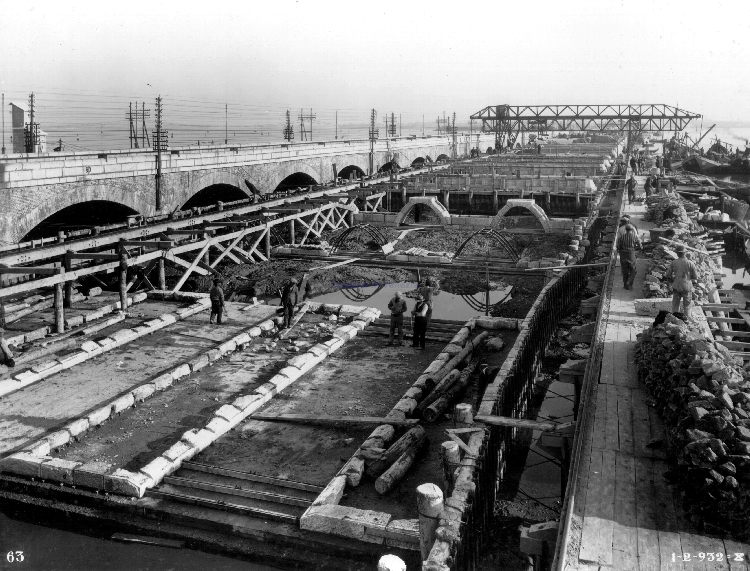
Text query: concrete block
0 452 45 477
80 340 101 353
64 417 90 438
42 430 71 449
188 354 210 372
300 504 391 544
255 383 278 398
111 392 135 414
171 363 191 381
308 344 329 358
96 337 116 348
58 351 89 369
206 349 222 362
570 322 596 344
323 338 345 354
312 475 346 506
132 384 156 402
110 329 138 345
144 319 164 330
159 313 178 326
217 340 237 355
73 461 112 489
24 327 49 343
288 353 315 370
40 457 80 483
32 360 62 375
267 374 295 392
205 416 232 437
108 469 149 497
349 320 367 331
21 440 51 456
258 319 275 332
131 292 147 303
232 332 251 346
232 394 263 411
338 304 362 317
161 440 195 464
277 366 303 382
152 372 173 390
13 370 42 385
247 326 262 337
332 326 357 342
180 428 215 453
86 404 112 426
322 304 341 314
65 315 85 329
138 456 176 487
214 404 242 423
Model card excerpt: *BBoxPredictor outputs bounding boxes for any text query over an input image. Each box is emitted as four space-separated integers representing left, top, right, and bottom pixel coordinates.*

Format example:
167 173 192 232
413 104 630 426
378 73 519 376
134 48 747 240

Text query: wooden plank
592 384 607 451
739 311 750 329
600 341 615 384
181 462 323 493
724 539 750 570
634 457 662 570
732 352 750 361
671 483 708 571
705 317 745 324
163 476 311 507
605 384 619 450
626 341 640 386
617 386 634 454
0 266 62 275
579 449 608 565
309 258 361 271
719 331 750 338
701 303 742 311
111 533 184 548
652 459 684 571
631 390 654 458
248 413 418 427
718 340 750 350
612 451 638 570
67 252 121 261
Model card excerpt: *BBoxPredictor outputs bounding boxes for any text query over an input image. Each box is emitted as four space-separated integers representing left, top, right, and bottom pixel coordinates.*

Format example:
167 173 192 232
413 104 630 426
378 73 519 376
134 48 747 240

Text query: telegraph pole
298 108 316 141
399 114 401 137
129 103 138 148
153 96 168 211
225 104 228 145
283 110 294 142
25 92 37 153
389 113 396 137
1 93 5 154
335 110 338 139
422 115 424 137
368 109 378 175
452 112 457 158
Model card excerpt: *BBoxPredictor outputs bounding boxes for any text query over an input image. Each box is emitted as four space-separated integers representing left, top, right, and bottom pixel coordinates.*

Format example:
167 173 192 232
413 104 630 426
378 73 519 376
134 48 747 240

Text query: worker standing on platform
387 290 408 346
617 224 641 290
665 245 698 316
629 156 638 175
280 277 299 329
0 329 15 368
209 278 227 325
625 174 638 203
418 277 435 327
644 174 655 198
411 295 429 350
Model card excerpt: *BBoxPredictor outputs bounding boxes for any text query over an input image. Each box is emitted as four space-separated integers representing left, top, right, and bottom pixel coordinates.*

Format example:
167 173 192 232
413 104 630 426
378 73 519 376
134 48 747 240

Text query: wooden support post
400 185 406 207
493 188 499 212
545 192 551 214
158 257 166 290
417 483 444 562
443 190 450 211
377 555 406 571
346 209 354 227
203 233 210 267
264 227 271 259
63 252 73 308
288 219 296 246
54 282 64 334
118 248 128 312
441 441 461 494
454 403 473 427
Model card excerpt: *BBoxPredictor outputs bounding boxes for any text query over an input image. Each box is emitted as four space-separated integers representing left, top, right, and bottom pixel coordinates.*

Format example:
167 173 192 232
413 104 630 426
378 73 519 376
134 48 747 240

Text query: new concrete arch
491 198 551 232
394 196 452 226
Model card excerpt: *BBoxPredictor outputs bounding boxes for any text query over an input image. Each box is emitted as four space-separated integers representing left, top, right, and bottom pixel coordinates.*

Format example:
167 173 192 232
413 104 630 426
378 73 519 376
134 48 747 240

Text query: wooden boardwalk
561 196 750 570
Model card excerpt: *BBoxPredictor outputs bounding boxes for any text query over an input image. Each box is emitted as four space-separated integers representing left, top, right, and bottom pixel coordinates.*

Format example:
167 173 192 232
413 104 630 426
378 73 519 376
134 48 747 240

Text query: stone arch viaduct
0 134 494 245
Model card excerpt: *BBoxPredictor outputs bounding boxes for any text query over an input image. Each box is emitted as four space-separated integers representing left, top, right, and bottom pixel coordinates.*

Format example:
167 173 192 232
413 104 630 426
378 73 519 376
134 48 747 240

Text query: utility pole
25 92 37 153
399 114 401 137
452 112 457 158
368 109 378 175
422 114 424 137
389 113 396 137
298 108 316 141
225 104 228 145
335 110 338 139
1 93 5 154
437 116 440 136
283 110 294 142
152 96 167 211
129 102 137 148
128 102 150 148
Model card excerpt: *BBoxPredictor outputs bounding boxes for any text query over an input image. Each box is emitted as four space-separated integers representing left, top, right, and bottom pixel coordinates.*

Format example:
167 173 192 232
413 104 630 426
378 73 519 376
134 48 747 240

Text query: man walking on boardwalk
617 224 641 289
625 174 638 203
209 278 227 324
666 245 698 316
280 277 299 329
411 294 429 349
387 290 408 346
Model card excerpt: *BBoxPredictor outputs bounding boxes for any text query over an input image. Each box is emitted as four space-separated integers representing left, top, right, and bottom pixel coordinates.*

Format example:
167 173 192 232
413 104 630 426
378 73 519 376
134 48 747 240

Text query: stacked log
366 426 427 480
636 313 750 537
423 360 481 422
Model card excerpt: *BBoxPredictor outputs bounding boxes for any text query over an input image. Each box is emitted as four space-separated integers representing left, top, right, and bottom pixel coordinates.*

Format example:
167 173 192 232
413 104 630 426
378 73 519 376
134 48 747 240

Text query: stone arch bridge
0 134 495 245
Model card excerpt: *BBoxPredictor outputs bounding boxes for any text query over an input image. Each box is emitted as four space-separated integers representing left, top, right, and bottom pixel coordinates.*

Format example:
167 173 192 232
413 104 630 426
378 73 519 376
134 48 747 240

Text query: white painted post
416 483 444 562
377 554 406 571
454 403 473 427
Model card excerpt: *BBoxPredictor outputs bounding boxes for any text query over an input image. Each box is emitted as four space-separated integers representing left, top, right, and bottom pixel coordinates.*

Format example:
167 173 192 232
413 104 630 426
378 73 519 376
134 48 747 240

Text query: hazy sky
2 0 749 140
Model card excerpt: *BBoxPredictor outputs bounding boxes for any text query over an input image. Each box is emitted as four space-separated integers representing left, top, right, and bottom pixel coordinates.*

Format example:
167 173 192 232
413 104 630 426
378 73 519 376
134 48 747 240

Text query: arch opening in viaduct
436 154 450 162
378 161 401 173
275 172 318 193
22 200 141 242
180 183 250 211
410 157 428 167
337 165 366 181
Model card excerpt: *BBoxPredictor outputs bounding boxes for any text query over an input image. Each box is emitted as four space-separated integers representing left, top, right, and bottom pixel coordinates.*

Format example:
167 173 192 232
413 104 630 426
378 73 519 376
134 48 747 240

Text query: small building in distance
10 101 47 153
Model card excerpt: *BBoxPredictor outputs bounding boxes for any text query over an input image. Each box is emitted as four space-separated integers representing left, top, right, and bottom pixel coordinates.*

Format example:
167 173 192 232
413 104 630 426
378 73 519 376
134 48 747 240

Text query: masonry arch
394 196 452 226
436 154 450 162
21 200 141 241
338 165 366 181
180 183 249 210
491 199 551 232
275 171 319 193
378 160 401 173
180 170 259 210
411 157 426 167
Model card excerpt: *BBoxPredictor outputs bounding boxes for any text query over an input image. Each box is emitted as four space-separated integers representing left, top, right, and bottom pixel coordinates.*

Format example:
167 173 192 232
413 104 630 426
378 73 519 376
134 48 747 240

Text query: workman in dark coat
629 156 638 175
209 278 227 324
411 294 429 350
617 224 641 290
281 277 299 329
625 174 638 203
644 175 655 198
387 291 407 346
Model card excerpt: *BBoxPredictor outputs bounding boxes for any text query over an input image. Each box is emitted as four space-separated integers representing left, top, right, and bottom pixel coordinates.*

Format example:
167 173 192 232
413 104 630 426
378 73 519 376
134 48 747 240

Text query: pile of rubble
636 314 750 537
643 194 698 227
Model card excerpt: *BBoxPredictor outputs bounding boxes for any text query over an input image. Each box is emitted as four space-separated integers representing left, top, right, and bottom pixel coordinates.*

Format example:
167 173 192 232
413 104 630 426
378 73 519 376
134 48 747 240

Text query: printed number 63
6 551 24 563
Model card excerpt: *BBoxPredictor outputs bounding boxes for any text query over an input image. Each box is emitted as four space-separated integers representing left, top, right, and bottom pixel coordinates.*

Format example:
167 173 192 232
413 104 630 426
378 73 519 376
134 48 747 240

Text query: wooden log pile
636 313 750 537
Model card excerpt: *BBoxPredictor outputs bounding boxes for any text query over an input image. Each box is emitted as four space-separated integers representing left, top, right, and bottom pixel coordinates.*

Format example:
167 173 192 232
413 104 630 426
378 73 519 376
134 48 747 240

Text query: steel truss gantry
470 104 702 149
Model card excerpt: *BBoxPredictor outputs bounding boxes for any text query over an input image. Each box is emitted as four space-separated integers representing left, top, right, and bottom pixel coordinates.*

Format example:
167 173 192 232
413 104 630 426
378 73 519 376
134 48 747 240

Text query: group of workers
387 279 435 349
208 275 302 329
616 215 699 316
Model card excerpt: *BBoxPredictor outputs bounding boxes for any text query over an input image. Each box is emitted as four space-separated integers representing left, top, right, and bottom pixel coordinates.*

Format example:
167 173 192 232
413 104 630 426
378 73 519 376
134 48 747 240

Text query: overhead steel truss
470 104 702 148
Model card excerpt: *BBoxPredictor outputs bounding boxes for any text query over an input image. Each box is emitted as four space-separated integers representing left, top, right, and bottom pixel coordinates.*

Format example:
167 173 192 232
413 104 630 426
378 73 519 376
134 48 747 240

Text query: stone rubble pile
636 314 750 537
643 194 698 227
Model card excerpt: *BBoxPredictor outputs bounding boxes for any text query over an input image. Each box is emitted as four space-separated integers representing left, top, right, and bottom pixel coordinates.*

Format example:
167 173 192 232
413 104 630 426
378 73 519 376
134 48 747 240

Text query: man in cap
617 224 641 289
209 278 227 324
387 290 408 346
280 277 299 329
665 244 698 316
0 328 15 368
411 294 430 349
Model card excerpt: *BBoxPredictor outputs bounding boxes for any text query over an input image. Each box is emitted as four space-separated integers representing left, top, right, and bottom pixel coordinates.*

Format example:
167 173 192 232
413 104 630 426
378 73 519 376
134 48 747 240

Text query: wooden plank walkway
562 194 750 570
